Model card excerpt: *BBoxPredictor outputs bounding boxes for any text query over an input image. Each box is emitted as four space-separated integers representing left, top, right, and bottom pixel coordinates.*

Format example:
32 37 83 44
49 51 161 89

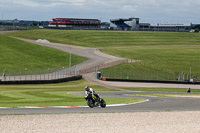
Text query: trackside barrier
0 75 82 85
100 70 200 83
0 59 129 83
0 66 77 82
103 78 200 84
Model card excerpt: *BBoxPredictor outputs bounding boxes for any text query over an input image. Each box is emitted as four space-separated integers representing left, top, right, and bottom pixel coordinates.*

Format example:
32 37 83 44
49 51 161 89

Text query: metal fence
0 59 128 82
0 25 39 31
138 27 190 32
1 59 199 83
100 70 200 82
0 67 77 81
79 59 129 74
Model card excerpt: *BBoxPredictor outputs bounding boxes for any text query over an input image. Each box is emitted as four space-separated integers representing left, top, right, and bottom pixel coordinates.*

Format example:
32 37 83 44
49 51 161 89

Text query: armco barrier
104 78 200 85
0 75 82 85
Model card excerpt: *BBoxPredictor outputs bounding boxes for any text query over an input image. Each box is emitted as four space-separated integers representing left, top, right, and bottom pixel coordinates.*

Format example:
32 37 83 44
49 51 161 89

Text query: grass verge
0 34 87 74
8 29 200 76
132 93 200 99
0 79 144 107
7 29 200 47
121 87 200 93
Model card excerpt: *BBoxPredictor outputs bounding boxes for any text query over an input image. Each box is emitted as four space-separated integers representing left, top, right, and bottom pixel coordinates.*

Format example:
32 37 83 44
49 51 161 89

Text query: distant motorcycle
85 93 106 108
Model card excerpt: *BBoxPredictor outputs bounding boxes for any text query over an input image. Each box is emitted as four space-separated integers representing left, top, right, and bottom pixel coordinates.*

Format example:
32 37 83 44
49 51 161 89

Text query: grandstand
48 18 101 30
110 18 140 30
110 17 195 32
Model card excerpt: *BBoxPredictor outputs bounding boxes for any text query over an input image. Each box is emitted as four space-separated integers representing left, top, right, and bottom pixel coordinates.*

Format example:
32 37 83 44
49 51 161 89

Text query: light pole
25 68 27 80
190 67 192 80
69 48 71 68
48 68 50 80
2 69 6 81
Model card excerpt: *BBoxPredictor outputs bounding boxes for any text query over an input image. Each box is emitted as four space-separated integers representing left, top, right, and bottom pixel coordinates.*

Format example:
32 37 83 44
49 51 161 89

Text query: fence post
66 68 68 78
31 70 32 81
20 70 21 81
48 68 49 80
61 68 63 79
65 68 67 78
40 70 41 80
2 69 6 81
43 70 46 80
8 71 10 81
14 71 15 81
25 68 27 80
163 72 164 81
59 70 61 79
58 70 59 79
157 73 158 80
55 71 57 79
174 73 176 81
35 70 37 81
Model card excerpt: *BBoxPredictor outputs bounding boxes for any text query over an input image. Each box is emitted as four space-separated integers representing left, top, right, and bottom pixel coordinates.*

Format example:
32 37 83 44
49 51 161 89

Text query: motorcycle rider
84 85 99 103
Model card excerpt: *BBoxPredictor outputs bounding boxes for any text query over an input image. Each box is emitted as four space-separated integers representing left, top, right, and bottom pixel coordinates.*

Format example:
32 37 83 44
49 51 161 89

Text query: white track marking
0 99 149 109
106 99 149 107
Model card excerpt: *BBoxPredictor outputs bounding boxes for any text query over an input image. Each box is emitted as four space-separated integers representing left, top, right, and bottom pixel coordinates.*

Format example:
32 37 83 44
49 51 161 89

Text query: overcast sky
0 0 199 24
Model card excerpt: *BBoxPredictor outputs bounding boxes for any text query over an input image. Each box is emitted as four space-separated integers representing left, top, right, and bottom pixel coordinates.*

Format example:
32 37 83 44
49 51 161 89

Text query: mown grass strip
0 79 143 107
8 29 200 47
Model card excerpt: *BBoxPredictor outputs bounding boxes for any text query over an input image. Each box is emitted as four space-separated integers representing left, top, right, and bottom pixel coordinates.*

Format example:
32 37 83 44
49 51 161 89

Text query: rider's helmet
85 85 89 91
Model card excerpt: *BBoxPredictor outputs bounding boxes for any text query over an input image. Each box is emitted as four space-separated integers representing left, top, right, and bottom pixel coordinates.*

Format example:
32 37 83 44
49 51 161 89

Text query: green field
8 29 200 77
2 29 200 107
8 29 200 47
0 34 87 74
100 45 200 80
121 87 200 98
0 79 143 107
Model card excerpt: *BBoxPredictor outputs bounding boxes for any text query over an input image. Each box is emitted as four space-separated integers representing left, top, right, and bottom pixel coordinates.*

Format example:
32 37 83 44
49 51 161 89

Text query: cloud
0 0 200 23
0 0 39 7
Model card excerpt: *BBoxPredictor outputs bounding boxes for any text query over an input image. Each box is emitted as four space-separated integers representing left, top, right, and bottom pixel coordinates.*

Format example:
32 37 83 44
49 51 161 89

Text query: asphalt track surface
1 91 200 115
1 36 200 114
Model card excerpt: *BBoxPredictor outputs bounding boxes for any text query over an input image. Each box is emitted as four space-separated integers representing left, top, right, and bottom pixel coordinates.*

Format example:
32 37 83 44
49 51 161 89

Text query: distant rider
187 88 191 93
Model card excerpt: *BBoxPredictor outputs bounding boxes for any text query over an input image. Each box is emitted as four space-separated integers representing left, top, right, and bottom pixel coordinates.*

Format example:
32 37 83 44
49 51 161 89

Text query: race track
1 91 200 115
1 37 200 115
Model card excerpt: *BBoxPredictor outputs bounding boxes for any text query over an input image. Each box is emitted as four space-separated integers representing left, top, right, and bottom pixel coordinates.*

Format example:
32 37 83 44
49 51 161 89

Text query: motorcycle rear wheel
100 99 106 108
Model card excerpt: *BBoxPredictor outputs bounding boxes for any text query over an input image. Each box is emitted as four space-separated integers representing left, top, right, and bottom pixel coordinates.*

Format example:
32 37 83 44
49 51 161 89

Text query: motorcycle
85 93 106 108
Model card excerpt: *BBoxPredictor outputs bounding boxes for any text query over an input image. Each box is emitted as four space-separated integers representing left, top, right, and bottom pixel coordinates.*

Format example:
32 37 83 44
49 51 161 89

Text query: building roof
110 18 139 22
53 18 100 21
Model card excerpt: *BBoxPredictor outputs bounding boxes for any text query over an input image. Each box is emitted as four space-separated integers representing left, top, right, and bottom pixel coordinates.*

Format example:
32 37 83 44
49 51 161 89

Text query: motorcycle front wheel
87 99 95 108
